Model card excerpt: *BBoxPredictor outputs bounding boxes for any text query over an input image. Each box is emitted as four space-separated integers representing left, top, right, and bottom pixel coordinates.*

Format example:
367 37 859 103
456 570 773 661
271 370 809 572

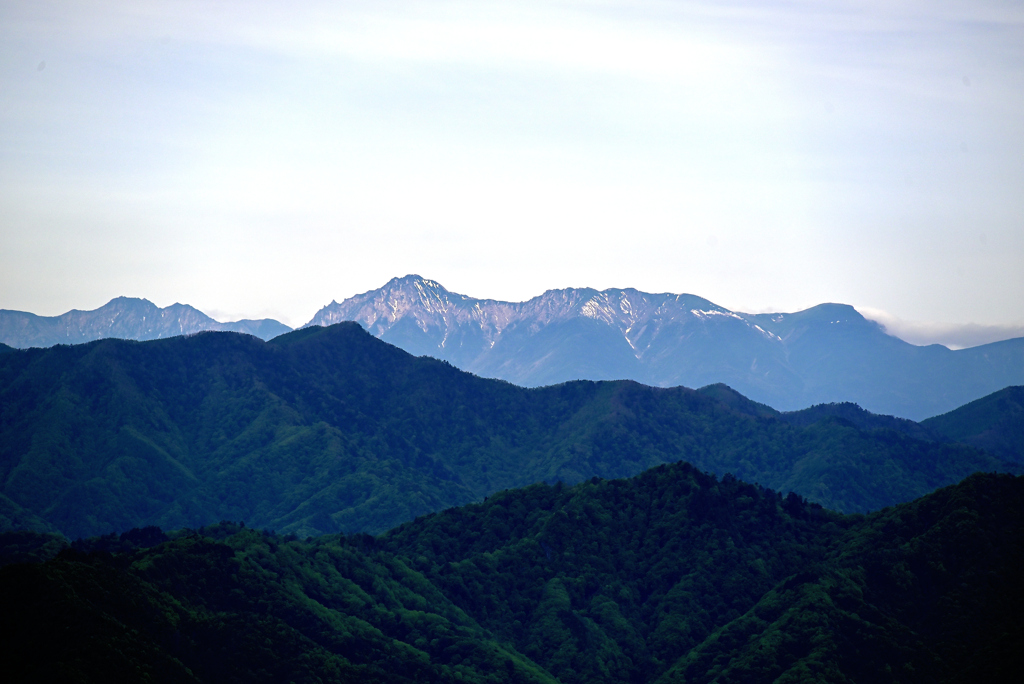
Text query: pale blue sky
2 1 1022 347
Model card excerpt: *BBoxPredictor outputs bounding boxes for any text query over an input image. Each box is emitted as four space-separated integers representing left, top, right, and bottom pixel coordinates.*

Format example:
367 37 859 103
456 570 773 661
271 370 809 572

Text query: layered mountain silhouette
307 275 1024 420
0 297 291 348
5 278 1022 420
0 323 1015 539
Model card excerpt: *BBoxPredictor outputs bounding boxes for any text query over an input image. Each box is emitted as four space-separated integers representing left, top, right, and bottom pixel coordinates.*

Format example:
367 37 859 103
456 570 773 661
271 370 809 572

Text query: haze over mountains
4 276 1023 420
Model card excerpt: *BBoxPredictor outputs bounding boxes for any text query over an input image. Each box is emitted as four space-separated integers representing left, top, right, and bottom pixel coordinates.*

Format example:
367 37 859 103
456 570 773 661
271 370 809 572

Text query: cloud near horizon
857 307 1024 350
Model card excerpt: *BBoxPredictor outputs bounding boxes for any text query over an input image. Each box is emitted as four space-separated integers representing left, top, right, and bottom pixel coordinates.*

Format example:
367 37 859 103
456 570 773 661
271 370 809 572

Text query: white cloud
857 307 1024 349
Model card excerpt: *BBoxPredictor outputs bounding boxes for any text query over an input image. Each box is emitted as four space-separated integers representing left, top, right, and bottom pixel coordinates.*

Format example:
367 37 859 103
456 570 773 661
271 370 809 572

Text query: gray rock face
0 297 291 348
306 275 1024 420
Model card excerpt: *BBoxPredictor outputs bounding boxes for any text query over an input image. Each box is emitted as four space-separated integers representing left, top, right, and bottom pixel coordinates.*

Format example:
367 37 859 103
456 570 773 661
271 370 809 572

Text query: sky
1 0 1023 348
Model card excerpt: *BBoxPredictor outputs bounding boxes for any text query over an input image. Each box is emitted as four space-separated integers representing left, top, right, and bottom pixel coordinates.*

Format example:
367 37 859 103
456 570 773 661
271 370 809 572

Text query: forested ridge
3 465 1022 683
0 324 1015 539
922 386 1024 463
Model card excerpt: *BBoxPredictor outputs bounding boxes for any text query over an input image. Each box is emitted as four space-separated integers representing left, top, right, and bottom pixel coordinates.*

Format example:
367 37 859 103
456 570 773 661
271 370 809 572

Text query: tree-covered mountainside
0 324 1014 539
777 400 942 442
922 386 1024 463
0 523 557 684
2 467 1021 683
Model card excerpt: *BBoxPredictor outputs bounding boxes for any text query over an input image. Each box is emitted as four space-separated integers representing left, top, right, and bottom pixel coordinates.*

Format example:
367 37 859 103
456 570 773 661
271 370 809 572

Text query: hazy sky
2 0 1022 346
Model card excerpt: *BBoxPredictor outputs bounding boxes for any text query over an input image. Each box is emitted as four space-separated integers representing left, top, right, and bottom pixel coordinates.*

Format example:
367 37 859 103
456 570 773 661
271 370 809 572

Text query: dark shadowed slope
1 324 1014 539
3 468 1021 683
382 467 1024 684
0 522 558 684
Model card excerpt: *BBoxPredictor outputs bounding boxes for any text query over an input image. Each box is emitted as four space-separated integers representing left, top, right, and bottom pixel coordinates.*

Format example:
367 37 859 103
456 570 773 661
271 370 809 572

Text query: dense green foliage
380 466 1024 683
777 400 941 442
0 529 67 567
0 324 1014 538
2 467 1022 683
923 386 1024 463
380 464 840 683
1 524 555 683
655 470 1024 683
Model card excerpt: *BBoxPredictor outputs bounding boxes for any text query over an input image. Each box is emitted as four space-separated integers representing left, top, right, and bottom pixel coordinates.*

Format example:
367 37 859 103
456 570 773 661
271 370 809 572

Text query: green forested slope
380 464 841 683
0 324 1014 538
654 471 1024 683
923 386 1024 463
2 467 1021 683
0 523 556 684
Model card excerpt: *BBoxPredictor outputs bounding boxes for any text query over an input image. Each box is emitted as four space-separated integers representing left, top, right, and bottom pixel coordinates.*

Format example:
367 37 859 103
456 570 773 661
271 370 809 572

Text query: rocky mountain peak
298 276 1024 419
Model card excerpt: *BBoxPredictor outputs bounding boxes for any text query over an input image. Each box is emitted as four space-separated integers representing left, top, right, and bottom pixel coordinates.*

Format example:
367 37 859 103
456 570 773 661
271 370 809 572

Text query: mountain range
4 277 1023 421
3 315 1023 682
307 276 1024 421
0 296 291 347
1 323 1018 540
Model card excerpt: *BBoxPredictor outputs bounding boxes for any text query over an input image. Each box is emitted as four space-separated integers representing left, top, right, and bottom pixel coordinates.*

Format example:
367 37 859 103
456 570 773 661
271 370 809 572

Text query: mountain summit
0 297 291 348
305 274 787 387
306 276 1024 420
